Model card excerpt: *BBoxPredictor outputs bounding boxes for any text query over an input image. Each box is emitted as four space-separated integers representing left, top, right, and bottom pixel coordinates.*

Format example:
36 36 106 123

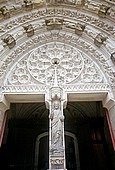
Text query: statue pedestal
47 169 67 170
49 155 65 169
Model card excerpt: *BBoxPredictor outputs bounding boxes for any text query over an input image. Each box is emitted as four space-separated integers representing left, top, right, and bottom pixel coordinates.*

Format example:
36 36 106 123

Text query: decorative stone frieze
0 7 114 38
1 83 110 94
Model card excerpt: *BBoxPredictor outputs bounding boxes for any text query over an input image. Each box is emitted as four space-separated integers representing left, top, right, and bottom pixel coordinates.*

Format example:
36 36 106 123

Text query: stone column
103 93 115 150
0 94 10 146
45 87 67 170
106 105 115 150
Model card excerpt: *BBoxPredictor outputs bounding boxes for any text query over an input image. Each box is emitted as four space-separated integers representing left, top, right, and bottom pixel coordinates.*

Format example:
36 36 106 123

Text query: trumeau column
45 65 67 170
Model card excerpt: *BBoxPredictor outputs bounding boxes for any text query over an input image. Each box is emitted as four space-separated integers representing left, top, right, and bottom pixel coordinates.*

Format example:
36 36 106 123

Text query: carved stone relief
0 7 114 38
0 30 114 89
5 42 105 86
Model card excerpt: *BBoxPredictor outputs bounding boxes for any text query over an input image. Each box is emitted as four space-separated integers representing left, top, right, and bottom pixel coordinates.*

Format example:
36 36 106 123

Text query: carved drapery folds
47 86 66 169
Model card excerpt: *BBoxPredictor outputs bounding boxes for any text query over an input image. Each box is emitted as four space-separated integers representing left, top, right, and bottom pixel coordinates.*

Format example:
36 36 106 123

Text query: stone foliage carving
6 42 105 86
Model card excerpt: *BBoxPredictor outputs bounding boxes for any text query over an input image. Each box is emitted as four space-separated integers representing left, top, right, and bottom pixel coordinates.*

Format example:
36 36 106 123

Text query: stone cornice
0 83 110 94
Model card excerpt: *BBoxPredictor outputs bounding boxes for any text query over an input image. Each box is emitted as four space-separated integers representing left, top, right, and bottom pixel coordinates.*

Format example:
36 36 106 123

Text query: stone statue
49 100 64 154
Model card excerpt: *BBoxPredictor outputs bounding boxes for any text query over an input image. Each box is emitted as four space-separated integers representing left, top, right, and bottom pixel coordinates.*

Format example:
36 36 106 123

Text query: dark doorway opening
0 102 115 170
0 103 49 170
64 102 115 170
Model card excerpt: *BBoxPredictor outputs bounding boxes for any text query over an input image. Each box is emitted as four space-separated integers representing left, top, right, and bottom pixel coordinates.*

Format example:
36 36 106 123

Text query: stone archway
0 1 115 169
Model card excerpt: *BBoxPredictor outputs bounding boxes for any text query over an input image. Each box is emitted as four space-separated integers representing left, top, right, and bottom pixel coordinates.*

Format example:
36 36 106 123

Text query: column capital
102 92 115 111
0 94 10 112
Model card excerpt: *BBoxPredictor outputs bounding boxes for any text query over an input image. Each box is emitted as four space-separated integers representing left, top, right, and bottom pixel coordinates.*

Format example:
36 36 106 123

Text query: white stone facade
0 0 115 168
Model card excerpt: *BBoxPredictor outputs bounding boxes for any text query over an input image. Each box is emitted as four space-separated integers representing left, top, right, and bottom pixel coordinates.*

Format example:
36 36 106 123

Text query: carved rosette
6 42 104 86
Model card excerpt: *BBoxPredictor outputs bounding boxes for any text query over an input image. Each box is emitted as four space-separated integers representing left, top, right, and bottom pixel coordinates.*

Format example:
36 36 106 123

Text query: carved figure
3 34 16 49
98 4 110 17
49 100 64 153
75 23 85 35
23 24 34 37
24 0 33 9
0 6 10 18
45 18 63 30
94 33 107 47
